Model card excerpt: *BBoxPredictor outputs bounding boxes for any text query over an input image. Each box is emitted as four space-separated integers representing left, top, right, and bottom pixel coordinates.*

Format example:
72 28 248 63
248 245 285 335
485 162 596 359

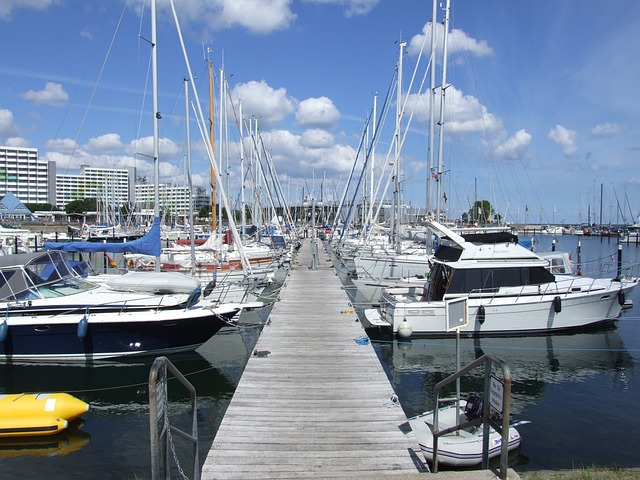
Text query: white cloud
155 0 296 35
0 108 19 137
257 129 356 177
590 123 629 138
85 133 124 152
296 97 340 129
300 128 334 148
22 82 68 107
0 0 55 21
302 0 379 17
408 22 494 60
404 85 502 135
45 138 80 155
127 136 182 161
5 137 30 148
217 0 296 33
548 124 578 156
493 129 532 161
231 80 296 130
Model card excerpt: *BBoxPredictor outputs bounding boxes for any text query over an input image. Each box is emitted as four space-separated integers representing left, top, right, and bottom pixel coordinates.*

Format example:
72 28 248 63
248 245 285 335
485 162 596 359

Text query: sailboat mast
219 64 225 229
151 0 160 272
435 0 450 221
240 100 246 236
184 77 196 276
427 0 437 218
208 58 217 233
370 93 377 224
392 41 405 253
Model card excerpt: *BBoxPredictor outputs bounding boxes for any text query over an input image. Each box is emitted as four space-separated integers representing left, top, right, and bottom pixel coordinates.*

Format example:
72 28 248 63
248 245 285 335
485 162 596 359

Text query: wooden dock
202 238 426 479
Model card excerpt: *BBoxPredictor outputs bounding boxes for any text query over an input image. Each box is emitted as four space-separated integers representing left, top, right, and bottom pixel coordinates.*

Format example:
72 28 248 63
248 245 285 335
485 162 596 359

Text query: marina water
0 233 639 477
354 233 640 472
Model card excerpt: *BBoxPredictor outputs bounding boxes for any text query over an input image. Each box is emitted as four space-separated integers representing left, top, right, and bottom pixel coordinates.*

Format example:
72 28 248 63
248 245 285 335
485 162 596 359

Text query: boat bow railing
432 353 512 479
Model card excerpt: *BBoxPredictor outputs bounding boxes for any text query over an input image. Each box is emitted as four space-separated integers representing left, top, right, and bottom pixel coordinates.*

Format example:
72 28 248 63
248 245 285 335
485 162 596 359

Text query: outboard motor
464 394 484 420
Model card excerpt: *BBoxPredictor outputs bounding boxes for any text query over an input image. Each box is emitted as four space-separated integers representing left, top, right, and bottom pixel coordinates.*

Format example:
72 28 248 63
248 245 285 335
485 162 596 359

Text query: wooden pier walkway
202 238 426 479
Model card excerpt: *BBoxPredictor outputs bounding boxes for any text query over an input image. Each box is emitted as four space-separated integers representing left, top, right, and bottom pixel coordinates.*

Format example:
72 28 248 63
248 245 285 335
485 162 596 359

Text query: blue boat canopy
45 217 161 256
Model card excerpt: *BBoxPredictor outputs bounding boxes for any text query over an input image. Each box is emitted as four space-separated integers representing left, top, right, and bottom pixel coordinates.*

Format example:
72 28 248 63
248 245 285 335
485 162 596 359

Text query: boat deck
202 238 426 479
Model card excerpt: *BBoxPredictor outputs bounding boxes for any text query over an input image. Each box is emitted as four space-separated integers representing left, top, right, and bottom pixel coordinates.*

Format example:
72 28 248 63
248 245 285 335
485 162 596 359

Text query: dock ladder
432 353 514 479
149 356 200 480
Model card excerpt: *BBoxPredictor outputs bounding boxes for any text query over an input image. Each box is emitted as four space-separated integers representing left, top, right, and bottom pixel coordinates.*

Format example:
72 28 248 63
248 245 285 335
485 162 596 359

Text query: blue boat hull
0 309 239 362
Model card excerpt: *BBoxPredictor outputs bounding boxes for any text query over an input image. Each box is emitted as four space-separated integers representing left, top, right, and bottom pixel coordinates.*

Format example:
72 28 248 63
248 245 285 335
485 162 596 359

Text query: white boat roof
426 220 548 268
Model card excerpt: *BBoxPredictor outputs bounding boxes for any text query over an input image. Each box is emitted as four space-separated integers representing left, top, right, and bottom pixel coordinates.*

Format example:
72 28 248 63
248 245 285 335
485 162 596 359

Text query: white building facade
0 146 52 204
55 165 135 210
0 145 210 218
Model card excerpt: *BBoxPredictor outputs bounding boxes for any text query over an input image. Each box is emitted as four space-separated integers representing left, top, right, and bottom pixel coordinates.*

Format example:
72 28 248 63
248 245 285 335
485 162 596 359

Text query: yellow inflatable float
0 428 90 458
0 393 89 437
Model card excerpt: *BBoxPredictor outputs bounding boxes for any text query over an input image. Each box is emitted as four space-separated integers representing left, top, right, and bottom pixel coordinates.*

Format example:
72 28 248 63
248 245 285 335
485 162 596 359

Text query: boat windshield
0 251 97 301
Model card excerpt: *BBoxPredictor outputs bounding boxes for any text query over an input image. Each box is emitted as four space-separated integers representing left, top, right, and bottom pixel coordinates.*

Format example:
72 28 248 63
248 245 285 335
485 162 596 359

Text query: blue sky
1 0 639 226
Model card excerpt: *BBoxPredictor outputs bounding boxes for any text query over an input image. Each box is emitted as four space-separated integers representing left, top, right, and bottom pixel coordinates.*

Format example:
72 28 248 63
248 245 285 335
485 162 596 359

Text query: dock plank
202 239 426 479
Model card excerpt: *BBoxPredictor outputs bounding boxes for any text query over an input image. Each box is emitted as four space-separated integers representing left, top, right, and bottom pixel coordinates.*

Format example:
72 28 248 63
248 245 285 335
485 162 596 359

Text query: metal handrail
149 356 199 480
432 353 512 479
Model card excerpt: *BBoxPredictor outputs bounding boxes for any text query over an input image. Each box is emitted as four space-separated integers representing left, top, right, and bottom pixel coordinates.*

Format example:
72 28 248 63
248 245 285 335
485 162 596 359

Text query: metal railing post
149 356 200 480
431 353 513 480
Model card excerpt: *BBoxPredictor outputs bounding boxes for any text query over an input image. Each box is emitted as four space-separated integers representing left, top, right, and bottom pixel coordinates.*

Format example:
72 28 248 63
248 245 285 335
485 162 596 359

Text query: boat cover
44 217 161 256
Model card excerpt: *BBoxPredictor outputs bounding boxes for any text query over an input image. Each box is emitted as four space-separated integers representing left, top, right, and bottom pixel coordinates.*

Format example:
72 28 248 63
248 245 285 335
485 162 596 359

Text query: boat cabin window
448 266 555 294
430 264 556 298
545 255 571 275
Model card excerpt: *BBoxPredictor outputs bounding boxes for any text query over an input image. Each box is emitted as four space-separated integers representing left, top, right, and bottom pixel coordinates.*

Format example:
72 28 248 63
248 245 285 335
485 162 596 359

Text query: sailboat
27 0 243 362
333 41 434 306
119 52 285 300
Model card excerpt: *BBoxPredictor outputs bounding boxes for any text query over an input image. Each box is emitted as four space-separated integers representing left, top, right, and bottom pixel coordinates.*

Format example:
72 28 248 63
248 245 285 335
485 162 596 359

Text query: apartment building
1 145 210 216
55 165 135 210
0 146 52 204
134 183 209 215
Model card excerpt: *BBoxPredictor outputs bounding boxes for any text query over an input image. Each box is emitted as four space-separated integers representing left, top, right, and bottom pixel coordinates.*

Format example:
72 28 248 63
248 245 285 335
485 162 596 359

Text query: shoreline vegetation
519 468 640 480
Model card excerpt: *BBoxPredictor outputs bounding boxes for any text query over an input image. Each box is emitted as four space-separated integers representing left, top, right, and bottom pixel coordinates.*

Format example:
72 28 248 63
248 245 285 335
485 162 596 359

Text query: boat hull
372 281 636 337
0 306 239 362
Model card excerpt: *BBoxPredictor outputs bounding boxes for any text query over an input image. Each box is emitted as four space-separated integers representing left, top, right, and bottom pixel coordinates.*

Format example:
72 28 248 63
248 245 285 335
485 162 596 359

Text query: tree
24 203 59 212
466 199 500 225
65 198 97 215
198 205 211 220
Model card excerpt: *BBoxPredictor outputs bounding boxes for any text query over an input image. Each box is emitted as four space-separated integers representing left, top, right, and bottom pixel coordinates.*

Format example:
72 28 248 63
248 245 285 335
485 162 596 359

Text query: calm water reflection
0 234 639 476
0 308 267 479
349 234 640 471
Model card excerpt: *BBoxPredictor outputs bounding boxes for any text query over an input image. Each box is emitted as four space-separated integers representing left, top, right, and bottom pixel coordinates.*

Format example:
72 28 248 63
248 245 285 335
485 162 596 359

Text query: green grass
520 466 640 480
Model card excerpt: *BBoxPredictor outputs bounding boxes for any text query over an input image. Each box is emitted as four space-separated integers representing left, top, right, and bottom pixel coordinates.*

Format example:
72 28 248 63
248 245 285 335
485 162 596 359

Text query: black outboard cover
464 394 484 420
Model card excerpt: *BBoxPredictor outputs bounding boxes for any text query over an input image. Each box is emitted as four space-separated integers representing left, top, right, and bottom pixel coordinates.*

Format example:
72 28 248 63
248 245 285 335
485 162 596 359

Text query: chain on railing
149 356 200 480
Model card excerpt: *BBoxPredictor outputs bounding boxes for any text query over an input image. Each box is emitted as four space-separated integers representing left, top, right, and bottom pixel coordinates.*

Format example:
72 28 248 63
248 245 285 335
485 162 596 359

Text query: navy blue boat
0 250 240 362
